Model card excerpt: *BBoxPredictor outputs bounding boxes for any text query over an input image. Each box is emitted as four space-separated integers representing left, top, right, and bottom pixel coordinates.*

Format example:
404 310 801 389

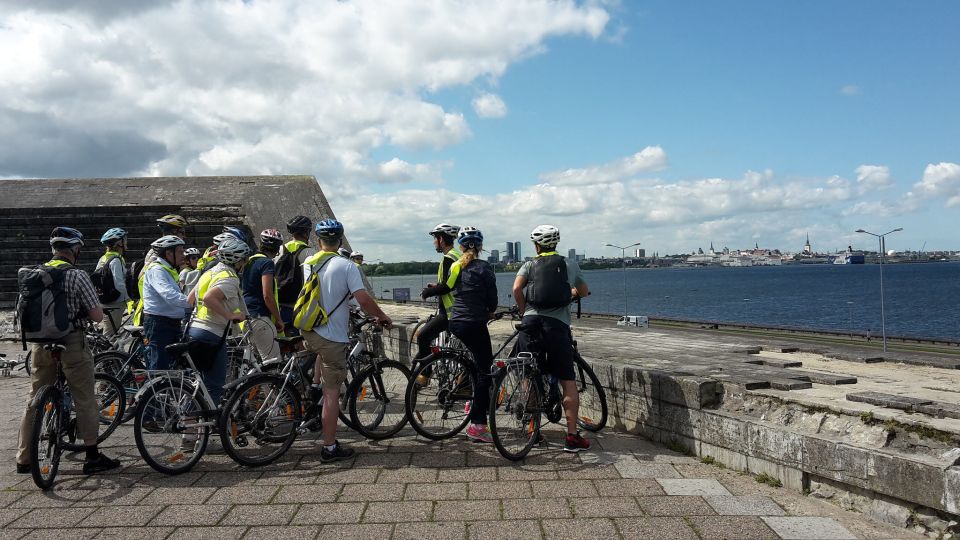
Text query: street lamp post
605 242 641 320
855 227 903 352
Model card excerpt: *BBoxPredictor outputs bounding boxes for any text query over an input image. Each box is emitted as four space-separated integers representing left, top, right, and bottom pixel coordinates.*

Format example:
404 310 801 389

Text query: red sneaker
564 432 591 453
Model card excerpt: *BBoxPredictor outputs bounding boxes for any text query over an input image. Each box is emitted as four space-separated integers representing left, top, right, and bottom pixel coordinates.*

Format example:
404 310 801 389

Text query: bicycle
487 316 608 461
132 331 234 475
27 343 126 489
218 316 406 467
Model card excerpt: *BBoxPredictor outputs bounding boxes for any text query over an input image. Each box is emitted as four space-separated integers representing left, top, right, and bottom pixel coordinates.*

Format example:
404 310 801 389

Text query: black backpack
90 256 121 304
127 259 144 301
524 255 571 309
275 243 306 304
15 263 73 347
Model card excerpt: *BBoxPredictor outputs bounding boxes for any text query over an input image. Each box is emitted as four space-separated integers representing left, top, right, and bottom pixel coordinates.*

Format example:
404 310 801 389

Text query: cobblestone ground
0 368 920 540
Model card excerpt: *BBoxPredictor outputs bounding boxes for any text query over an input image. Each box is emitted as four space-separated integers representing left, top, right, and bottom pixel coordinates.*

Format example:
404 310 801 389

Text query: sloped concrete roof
0 175 338 240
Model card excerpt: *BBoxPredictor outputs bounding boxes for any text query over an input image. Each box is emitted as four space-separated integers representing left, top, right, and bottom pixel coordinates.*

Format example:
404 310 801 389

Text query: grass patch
755 473 783 488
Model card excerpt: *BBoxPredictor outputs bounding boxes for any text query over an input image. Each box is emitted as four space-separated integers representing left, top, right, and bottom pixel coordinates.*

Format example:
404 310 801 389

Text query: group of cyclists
15 212 592 477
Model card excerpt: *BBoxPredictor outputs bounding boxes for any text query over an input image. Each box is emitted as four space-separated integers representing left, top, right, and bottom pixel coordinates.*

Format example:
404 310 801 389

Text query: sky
1 0 958 261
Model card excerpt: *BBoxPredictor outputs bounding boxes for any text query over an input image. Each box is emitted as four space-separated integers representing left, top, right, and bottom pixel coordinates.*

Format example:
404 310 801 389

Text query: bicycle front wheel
573 353 608 432
348 360 411 440
30 386 63 490
405 353 476 440
134 379 210 475
219 375 301 467
489 364 542 461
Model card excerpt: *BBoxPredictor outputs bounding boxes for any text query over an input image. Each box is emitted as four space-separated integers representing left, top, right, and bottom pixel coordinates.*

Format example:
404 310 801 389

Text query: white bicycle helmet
151 235 185 250
530 225 560 248
429 223 460 238
216 237 252 265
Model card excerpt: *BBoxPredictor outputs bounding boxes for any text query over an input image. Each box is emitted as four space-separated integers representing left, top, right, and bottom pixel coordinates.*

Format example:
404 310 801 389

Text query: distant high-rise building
568 248 576 259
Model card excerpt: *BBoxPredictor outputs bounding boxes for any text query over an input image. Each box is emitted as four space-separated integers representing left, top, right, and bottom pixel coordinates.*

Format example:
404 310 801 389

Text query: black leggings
448 320 493 425
415 312 448 360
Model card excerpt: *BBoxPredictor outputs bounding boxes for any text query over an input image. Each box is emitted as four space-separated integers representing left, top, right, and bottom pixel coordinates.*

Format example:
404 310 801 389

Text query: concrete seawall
378 304 960 537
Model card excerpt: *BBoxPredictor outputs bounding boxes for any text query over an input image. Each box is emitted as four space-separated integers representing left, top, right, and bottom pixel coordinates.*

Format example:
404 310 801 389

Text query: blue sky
1 1 958 260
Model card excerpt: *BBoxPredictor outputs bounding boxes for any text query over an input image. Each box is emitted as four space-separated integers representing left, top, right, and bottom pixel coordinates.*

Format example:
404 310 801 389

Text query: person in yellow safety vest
300 219 392 463
414 223 462 364
96 228 130 336
15 227 121 476
275 215 316 335
178 247 202 293
141 214 188 279
141 236 191 371
186 237 250 404
242 229 285 362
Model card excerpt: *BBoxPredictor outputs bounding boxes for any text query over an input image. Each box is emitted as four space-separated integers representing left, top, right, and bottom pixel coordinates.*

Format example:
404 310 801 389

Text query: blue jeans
187 327 228 405
144 315 183 370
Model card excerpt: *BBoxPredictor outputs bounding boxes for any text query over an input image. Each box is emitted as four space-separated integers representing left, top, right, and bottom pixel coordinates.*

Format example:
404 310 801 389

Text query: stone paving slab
0 347 929 540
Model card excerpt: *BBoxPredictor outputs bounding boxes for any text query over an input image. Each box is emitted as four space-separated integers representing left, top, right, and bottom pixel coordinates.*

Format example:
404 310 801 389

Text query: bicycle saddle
275 335 304 346
165 341 194 356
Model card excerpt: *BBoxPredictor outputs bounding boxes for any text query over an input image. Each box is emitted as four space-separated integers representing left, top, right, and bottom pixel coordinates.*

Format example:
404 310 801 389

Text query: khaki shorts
301 331 350 391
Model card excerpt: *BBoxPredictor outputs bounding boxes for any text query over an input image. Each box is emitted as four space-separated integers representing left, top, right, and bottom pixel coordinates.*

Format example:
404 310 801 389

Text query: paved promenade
0 350 919 540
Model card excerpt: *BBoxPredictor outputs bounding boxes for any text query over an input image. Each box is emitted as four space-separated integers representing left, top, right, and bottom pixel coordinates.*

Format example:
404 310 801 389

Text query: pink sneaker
466 423 492 443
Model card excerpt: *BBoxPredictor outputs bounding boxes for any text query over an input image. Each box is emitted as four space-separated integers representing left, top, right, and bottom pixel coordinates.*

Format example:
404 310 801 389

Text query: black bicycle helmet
286 215 312 234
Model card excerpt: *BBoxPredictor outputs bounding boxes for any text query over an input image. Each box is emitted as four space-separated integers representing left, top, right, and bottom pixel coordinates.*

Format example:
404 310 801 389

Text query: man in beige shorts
301 219 391 462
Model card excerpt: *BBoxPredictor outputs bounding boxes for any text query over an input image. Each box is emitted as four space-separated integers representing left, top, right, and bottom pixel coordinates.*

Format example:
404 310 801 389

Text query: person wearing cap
142 235 191 370
16 227 121 475
242 229 285 362
142 214 189 275
97 227 130 336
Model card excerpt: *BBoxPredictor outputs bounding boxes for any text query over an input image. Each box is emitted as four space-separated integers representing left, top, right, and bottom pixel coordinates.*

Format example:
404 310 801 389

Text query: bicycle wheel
405 352 476 440
489 363 542 461
60 373 126 451
30 386 62 490
573 353 608 432
134 378 210 474
219 374 301 467
348 360 411 440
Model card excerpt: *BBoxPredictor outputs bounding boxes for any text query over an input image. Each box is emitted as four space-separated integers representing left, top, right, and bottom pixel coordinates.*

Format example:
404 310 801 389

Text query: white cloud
854 164 893 194
911 162 960 207
472 93 507 118
840 84 861 96
0 1 610 179
539 146 668 185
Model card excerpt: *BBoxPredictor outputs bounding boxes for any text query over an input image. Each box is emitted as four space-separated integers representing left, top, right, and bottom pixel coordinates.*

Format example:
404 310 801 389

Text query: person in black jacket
421 226 498 442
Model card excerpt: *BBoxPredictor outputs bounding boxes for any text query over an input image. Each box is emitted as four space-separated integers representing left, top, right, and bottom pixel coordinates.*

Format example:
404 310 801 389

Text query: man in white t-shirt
301 219 391 462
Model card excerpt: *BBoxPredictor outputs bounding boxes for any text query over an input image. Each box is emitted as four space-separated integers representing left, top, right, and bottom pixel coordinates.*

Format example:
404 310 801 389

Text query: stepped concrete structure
0 175 341 305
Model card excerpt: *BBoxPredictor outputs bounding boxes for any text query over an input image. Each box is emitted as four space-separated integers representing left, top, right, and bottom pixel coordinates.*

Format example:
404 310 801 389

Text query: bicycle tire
59 373 126 451
134 379 210 475
573 353 608 432
489 364 542 461
29 386 62 490
405 352 476 440
219 374 301 467
347 359 411 440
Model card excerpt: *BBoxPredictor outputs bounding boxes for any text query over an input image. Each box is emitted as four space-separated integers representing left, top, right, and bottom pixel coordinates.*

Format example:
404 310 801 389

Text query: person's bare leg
560 379 580 434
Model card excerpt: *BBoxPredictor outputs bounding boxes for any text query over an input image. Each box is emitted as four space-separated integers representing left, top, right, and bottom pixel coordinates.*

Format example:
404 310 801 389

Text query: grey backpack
15 263 73 348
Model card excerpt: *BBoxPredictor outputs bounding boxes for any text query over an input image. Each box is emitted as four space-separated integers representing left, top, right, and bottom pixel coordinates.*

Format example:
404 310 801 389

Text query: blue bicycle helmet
50 226 84 247
100 227 127 244
457 226 483 249
315 219 344 239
